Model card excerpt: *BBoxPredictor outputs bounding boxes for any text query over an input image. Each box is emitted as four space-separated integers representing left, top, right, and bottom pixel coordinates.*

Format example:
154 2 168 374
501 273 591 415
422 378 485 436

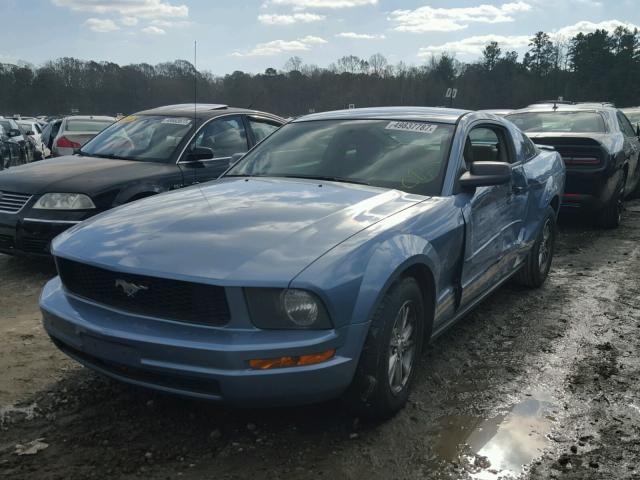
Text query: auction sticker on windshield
161 117 192 126
386 121 438 134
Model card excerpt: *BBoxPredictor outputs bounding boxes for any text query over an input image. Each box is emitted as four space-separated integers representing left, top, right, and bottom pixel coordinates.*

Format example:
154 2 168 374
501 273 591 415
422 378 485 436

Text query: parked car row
0 114 116 168
0 116 38 169
0 100 637 418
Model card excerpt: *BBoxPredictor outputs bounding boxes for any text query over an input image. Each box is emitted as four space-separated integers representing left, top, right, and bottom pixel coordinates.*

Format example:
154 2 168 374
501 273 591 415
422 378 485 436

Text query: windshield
226 119 454 196
507 112 606 133
624 111 640 124
80 115 195 163
66 119 114 133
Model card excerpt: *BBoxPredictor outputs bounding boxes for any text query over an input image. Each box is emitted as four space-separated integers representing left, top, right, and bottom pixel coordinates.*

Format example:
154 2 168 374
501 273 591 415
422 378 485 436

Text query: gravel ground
1 201 639 480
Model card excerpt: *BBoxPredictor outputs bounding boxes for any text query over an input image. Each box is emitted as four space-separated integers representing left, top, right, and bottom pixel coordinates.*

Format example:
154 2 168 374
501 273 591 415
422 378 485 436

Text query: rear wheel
598 178 624 229
344 277 425 419
515 207 556 288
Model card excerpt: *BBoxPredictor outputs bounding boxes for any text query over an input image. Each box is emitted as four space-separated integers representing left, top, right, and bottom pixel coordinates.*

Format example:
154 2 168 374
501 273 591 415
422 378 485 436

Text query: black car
0 118 33 168
507 103 640 228
0 123 25 170
0 104 285 256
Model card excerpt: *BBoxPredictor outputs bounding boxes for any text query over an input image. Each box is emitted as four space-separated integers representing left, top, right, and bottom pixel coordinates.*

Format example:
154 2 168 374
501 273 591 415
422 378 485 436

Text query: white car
50 115 116 157
17 119 49 158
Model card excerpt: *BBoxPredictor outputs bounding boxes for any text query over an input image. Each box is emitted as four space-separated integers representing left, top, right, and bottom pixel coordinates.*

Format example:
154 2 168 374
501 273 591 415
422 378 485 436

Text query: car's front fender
290 198 459 333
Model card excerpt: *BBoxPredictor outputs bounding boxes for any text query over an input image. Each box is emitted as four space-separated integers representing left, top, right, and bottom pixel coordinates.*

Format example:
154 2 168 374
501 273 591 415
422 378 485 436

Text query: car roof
293 106 471 124
135 104 284 121
512 103 615 114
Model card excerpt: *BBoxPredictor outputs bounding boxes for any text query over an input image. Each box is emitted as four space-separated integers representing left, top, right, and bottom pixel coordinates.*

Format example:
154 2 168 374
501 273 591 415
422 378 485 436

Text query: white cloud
267 0 376 9
232 35 327 57
120 16 138 26
553 19 640 39
258 12 325 25
84 17 120 32
418 34 530 57
149 18 191 27
336 32 385 39
141 25 166 35
390 1 532 33
52 0 188 19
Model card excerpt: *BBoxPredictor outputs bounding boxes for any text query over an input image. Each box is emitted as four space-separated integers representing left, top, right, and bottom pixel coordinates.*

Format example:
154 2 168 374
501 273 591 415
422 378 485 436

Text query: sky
1 0 639 74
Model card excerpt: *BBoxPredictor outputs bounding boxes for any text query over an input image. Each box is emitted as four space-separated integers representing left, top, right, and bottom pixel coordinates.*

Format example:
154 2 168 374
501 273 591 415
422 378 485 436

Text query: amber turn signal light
249 349 336 370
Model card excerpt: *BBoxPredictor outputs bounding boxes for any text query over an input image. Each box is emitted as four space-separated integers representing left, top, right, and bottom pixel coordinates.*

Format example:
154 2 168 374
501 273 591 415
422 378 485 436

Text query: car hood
0 155 170 195
53 177 427 284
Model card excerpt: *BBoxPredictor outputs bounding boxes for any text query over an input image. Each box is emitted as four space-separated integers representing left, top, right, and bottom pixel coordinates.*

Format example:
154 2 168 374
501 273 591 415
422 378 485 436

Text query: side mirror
459 161 512 189
8 129 21 138
186 146 214 162
230 152 244 164
26 130 35 136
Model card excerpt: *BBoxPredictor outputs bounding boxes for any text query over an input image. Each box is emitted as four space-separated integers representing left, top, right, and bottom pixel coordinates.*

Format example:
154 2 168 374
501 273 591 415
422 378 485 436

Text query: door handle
512 185 526 194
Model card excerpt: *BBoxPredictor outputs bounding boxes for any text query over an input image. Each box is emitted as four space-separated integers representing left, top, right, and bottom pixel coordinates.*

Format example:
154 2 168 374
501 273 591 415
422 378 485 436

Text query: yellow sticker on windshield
119 115 138 123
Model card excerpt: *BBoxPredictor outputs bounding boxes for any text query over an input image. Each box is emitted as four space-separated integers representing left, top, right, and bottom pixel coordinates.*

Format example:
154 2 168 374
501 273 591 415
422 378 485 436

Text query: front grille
0 233 14 249
0 191 32 213
22 237 50 254
56 258 231 326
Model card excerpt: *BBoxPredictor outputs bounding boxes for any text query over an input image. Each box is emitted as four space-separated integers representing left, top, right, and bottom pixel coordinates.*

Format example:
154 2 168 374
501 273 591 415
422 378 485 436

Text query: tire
344 276 426 419
597 178 624 229
515 206 556 288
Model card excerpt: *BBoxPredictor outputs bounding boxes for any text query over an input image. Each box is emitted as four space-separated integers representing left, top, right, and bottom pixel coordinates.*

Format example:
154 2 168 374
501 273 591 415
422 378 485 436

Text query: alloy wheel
538 218 553 270
388 300 417 395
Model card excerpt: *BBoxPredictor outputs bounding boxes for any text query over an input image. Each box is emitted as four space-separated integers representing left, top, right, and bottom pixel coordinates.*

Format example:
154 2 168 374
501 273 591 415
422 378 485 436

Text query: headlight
245 288 332 329
33 193 95 210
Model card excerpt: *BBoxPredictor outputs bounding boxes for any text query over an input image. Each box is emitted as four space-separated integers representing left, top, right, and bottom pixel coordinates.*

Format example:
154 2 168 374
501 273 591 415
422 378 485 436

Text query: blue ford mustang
41 107 565 418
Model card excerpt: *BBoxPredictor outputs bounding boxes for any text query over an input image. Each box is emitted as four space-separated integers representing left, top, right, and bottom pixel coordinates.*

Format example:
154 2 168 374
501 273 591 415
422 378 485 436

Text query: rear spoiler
531 136 604 148
536 144 556 151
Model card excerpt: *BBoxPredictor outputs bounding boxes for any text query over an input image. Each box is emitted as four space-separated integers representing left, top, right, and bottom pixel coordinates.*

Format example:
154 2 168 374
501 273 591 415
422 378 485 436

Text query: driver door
179 115 249 185
459 124 528 308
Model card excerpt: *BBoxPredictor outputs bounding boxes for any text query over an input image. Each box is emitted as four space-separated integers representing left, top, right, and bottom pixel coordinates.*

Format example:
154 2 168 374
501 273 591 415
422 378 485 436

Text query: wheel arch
354 237 441 344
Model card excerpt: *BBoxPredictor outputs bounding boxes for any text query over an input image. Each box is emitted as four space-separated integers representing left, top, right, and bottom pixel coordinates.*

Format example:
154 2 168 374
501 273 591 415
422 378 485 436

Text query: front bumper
0 212 85 257
40 277 367 406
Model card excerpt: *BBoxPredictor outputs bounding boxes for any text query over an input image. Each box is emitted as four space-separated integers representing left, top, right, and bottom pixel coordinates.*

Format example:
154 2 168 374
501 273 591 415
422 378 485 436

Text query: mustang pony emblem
115 279 148 298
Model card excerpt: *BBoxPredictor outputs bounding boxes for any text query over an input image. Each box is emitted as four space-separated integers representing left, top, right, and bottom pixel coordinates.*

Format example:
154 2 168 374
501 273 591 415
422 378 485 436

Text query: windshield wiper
95 153 136 161
277 175 371 186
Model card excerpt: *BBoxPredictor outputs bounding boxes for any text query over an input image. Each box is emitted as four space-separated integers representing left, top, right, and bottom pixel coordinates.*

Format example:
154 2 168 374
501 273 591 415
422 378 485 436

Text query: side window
248 117 281 143
617 111 636 138
193 116 248 159
464 125 513 169
520 132 538 160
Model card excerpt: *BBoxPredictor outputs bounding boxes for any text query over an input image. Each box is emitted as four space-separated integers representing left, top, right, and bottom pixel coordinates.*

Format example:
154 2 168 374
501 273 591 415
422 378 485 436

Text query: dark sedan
0 104 285 256
0 123 25 170
507 102 640 228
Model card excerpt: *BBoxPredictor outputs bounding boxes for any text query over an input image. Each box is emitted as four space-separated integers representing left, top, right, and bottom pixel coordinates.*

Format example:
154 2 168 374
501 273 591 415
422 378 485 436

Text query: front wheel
515 207 556 288
344 277 425 419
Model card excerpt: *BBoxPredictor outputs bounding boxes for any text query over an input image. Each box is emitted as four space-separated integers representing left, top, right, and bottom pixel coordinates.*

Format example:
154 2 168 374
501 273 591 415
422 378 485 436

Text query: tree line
1 27 639 118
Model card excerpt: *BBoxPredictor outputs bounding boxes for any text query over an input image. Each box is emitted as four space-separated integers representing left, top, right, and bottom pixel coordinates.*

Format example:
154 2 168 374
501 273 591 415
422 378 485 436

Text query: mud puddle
435 391 557 478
